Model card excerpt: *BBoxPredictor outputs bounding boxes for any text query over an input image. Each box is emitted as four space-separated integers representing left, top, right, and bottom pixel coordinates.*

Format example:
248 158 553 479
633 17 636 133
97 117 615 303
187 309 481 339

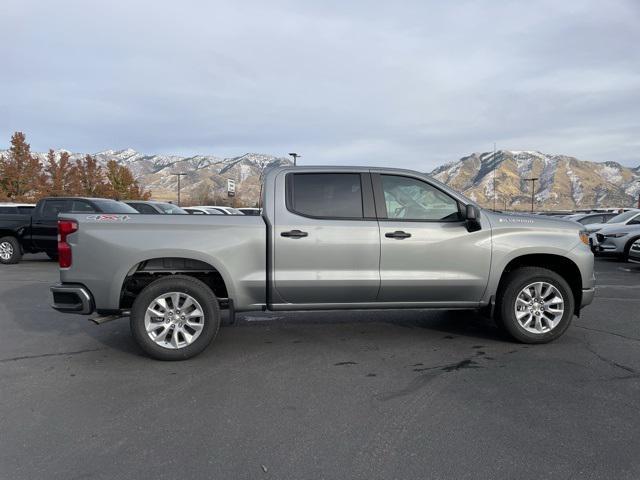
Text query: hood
594 224 640 236
585 222 619 233
484 211 582 232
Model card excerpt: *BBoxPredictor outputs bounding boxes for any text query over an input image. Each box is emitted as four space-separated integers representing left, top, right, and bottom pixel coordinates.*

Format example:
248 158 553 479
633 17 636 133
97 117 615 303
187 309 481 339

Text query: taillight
58 219 78 268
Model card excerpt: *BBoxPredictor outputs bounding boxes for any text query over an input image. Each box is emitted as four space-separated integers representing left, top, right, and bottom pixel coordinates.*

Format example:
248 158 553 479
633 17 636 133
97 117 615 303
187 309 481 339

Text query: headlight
579 232 589 245
604 233 628 238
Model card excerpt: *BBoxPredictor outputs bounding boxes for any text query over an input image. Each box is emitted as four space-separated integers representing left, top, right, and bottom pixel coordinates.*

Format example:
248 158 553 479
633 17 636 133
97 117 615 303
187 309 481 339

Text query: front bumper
581 287 595 309
51 283 95 315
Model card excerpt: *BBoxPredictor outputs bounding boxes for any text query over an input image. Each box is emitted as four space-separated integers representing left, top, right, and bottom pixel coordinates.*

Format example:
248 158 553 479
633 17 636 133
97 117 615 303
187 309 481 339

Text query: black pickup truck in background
0 197 137 264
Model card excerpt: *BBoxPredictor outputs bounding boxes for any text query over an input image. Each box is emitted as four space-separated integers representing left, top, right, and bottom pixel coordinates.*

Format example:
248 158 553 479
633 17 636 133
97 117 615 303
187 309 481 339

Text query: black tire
622 236 640 262
130 275 221 360
46 251 59 261
496 267 574 344
0 236 22 264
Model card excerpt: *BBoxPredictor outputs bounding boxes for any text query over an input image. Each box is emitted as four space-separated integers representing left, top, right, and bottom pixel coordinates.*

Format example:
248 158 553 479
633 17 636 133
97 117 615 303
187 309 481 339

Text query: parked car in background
564 212 618 226
191 205 245 215
0 197 137 264
238 208 261 216
184 207 224 215
590 224 640 260
124 200 188 215
584 209 640 235
628 238 640 263
0 203 36 215
51 166 594 360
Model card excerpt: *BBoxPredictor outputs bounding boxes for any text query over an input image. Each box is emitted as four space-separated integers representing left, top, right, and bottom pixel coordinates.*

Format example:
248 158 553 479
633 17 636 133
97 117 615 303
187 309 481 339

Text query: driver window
381 175 461 221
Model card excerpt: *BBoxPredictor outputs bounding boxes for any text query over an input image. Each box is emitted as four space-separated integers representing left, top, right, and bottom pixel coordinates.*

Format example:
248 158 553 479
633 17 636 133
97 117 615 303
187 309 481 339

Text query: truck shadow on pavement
2 273 506 359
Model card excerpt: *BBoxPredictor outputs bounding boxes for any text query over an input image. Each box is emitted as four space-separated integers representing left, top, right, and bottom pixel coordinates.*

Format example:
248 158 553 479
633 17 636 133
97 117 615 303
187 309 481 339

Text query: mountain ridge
3 148 638 209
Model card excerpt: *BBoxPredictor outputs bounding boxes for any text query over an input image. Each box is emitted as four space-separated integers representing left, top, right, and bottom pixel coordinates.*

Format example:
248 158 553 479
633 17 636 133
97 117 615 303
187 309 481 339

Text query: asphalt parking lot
1 256 639 480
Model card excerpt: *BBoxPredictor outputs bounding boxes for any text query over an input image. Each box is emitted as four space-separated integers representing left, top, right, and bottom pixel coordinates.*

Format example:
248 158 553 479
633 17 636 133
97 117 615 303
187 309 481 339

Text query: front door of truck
272 171 380 305
373 173 491 305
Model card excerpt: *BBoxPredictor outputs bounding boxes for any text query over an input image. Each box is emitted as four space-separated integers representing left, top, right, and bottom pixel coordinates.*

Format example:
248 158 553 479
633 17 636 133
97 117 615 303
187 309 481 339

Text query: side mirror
465 205 481 232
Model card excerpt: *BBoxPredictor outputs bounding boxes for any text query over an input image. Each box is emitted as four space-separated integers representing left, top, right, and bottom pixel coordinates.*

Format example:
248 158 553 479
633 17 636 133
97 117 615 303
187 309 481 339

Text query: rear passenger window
71 201 97 213
288 173 363 219
42 200 72 218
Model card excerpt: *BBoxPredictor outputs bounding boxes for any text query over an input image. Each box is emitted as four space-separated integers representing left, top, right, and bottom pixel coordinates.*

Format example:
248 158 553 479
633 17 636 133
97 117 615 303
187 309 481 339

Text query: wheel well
624 235 640 254
119 257 229 310
497 254 583 313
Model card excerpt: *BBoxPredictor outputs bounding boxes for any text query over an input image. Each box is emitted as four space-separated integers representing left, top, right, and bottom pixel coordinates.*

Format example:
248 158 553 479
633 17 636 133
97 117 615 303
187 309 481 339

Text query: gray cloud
1 0 639 169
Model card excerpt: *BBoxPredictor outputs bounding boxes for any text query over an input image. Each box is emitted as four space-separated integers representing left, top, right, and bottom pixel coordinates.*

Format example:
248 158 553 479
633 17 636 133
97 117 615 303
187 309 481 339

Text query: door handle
385 230 411 239
281 229 308 238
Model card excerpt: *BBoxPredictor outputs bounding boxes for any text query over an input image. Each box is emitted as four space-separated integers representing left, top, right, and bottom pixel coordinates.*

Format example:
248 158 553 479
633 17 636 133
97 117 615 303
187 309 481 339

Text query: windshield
608 210 638 223
92 200 139 213
157 203 188 214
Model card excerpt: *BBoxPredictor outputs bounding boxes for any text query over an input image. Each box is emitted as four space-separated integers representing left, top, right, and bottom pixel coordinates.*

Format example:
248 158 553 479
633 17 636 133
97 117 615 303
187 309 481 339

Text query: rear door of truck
272 170 380 305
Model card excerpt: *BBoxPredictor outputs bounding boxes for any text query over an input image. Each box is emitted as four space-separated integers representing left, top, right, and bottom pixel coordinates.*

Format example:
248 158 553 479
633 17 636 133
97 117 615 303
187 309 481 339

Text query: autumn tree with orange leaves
69 154 109 197
45 149 74 196
0 132 46 201
104 160 150 200
1 132 150 201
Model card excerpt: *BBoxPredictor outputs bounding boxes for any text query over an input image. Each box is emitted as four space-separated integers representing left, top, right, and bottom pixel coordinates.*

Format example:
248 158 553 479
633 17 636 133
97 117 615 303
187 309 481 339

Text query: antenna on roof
288 153 300 166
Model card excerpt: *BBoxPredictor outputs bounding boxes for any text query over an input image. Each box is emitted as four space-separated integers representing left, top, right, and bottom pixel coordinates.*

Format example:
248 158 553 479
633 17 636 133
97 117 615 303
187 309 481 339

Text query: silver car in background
191 205 245 215
585 209 640 235
592 224 640 260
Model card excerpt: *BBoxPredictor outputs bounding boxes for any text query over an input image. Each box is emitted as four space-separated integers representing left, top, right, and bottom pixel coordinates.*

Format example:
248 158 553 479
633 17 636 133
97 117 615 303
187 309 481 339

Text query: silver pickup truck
51 166 595 360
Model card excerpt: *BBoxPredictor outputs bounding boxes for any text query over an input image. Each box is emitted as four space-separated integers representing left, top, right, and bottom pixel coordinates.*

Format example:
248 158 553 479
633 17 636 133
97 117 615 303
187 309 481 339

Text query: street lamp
171 172 187 206
288 153 300 166
524 177 538 213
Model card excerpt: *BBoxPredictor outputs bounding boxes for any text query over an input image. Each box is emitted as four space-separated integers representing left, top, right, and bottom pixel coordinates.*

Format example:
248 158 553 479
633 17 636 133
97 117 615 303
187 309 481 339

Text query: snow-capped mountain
5 147 638 209
22 149 292 205
431 150 640 210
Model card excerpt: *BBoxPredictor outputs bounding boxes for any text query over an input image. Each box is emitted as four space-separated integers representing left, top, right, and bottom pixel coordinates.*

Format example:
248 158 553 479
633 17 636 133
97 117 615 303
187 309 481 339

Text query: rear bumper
50 283 94 315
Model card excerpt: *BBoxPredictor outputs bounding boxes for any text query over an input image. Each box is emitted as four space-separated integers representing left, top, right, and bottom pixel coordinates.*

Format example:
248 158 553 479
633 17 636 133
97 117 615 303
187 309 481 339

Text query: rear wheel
0 236 22 264
496 267 574 344
130 275 221 360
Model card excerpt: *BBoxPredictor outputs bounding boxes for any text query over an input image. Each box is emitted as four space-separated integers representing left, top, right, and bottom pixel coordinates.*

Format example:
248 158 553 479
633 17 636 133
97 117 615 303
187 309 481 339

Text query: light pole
288 153 300 166
172 173 187 206
492 143 497 211
525 177 538 213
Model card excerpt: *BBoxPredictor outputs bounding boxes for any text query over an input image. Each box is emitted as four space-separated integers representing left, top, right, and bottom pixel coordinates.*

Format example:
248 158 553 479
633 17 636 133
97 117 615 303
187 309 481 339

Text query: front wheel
623 237 640 262
130 275 221 360
496 267 574 344
0 236 22 264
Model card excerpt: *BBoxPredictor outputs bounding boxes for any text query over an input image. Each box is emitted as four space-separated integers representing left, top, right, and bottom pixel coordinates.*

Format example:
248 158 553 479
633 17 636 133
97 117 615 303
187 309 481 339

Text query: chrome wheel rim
144 292 205 349
514 282 564 334
0 241 14 261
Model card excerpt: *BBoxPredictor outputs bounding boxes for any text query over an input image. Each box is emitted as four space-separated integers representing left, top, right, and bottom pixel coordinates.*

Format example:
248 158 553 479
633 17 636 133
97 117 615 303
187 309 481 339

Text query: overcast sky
1 0 639 169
